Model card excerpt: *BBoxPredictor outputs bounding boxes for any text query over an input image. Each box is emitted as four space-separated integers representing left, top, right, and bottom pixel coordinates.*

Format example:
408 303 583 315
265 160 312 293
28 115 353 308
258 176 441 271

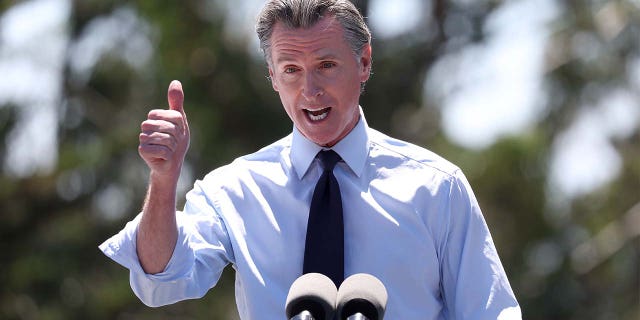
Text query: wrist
148 170 180 193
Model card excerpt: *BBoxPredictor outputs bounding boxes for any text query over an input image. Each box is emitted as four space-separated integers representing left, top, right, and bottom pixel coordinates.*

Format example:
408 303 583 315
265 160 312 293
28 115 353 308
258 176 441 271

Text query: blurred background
0 0 638 319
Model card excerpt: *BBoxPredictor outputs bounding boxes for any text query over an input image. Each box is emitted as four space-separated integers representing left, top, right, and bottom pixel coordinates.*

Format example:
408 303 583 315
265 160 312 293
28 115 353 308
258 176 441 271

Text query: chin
319 137 340 147
308 135 336 147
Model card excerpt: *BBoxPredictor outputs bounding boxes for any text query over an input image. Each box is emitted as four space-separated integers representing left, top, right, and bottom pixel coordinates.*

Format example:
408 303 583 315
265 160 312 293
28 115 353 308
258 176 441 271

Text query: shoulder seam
369 138 460 178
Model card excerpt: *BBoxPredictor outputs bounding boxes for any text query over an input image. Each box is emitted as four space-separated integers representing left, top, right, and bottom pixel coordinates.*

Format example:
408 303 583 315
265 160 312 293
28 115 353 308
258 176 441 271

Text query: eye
284 66 299 74
320 62 336 69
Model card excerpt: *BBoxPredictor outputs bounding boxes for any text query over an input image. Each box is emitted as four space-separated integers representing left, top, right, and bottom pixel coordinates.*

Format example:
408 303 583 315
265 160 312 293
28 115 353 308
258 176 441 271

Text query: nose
301 72 323 100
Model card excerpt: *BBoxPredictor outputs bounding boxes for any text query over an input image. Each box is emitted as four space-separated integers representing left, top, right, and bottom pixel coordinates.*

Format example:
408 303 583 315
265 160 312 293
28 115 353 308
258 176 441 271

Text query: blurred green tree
0 0 637 319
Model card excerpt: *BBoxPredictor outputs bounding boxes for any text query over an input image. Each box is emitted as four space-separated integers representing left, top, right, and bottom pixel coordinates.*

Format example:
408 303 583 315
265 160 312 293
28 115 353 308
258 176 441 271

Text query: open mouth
305 107 331 121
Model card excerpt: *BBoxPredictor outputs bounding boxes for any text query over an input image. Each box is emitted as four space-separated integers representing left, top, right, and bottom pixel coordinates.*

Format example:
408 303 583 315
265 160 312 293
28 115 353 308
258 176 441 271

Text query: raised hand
136 80 189 274
138 80 190 181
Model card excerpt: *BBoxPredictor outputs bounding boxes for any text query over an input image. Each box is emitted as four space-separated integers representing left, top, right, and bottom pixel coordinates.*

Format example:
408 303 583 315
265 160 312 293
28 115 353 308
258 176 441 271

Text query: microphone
336 273 388 320
285 273 338 320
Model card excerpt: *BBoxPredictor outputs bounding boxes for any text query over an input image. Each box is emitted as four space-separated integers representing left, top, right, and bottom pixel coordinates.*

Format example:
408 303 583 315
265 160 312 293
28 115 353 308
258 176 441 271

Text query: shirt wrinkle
99 110 521 320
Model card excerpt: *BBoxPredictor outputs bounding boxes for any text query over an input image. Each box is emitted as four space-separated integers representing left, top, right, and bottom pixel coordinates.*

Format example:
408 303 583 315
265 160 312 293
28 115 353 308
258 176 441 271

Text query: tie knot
318 150 341 172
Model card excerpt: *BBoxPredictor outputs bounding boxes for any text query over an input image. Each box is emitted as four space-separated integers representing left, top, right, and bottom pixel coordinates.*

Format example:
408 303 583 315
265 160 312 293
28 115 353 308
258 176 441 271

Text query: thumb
167 80 184 113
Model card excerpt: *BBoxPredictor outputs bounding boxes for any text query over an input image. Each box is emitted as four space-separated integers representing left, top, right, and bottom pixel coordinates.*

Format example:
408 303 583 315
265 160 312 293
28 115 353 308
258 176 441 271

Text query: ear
358 44 372 82
269 67 279 92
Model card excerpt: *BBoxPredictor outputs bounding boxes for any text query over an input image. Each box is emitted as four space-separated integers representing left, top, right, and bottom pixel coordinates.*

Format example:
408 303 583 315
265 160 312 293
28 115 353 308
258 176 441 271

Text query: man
100 0 522 319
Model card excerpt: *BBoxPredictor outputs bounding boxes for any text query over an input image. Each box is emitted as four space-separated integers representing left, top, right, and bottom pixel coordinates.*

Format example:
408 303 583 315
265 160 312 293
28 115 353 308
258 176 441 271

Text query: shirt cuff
98 213 195 282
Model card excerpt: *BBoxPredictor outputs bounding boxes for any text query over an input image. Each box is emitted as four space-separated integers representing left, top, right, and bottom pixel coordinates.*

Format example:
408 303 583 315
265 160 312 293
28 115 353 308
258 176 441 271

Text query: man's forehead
270 18 346 56
271 14 339 36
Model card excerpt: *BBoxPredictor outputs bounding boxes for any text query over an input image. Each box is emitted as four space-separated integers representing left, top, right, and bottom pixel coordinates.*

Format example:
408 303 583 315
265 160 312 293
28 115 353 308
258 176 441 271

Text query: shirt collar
291 107 370 179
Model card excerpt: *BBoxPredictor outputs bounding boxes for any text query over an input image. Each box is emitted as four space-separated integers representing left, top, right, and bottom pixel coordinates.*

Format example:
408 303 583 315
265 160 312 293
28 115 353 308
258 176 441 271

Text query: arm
136 80 190 274
100 81 232 306
440 171 521 319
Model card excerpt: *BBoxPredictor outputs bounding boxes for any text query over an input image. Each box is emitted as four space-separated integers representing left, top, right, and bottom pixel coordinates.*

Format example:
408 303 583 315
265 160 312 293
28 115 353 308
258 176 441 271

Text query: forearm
136 172 179 274
134 80 189 274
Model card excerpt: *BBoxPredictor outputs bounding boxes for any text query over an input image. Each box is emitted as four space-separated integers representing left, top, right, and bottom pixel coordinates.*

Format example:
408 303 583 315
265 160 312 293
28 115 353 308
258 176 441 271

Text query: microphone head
336 273 388 320
285 273 338 320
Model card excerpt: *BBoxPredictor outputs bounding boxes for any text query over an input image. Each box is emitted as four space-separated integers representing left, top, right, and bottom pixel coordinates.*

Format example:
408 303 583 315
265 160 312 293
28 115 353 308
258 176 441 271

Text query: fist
138 80 190 180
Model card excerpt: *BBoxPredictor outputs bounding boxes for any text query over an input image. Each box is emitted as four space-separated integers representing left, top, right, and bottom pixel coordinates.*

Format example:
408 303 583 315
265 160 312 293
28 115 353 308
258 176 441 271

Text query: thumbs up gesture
138 80 190 181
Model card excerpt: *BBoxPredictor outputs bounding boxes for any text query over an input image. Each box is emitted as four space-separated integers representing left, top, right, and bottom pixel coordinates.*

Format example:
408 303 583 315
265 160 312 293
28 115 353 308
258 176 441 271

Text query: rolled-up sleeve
99 179 234 307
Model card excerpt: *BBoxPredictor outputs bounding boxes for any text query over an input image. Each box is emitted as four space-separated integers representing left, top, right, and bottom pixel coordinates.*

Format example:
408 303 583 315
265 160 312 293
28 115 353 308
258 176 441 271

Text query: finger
139 144 171 162
141 119 179 135
139 132 177 151
147 110 185 132
168 80 184 113
148 109 183 120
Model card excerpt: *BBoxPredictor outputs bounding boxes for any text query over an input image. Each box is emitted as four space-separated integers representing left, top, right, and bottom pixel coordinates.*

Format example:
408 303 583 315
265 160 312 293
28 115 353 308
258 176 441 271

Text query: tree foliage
0 0 638 319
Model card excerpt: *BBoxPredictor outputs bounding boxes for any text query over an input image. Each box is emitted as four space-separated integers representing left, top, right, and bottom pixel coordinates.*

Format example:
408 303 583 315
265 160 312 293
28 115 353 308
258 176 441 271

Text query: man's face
268 15 371 147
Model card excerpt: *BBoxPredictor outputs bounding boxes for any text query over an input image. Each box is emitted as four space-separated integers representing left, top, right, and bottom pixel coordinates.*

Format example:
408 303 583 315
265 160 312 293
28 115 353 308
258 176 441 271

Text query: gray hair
256 0 371 66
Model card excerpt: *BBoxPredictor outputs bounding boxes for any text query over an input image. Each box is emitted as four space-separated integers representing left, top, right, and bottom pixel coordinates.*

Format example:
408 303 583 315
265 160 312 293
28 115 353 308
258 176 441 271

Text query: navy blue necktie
303 150 344 287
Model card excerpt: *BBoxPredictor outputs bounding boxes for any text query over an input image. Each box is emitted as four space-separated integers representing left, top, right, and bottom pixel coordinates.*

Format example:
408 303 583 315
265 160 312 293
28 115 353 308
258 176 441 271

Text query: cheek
335 81 360 103
278 89 296 107
277 92 297 119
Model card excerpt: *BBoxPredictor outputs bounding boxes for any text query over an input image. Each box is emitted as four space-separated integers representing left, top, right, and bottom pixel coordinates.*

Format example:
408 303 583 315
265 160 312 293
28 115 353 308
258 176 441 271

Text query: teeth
306 107 330 121
309 111 328 121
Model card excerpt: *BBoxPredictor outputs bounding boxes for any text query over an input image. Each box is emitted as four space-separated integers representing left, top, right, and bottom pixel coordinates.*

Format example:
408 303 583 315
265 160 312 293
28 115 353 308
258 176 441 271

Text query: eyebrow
316 53 339 61
275 52 340 65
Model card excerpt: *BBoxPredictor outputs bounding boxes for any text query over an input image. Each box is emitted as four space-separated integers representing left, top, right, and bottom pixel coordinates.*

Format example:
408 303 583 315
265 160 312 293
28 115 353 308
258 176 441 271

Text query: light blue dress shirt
100 110 521 319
